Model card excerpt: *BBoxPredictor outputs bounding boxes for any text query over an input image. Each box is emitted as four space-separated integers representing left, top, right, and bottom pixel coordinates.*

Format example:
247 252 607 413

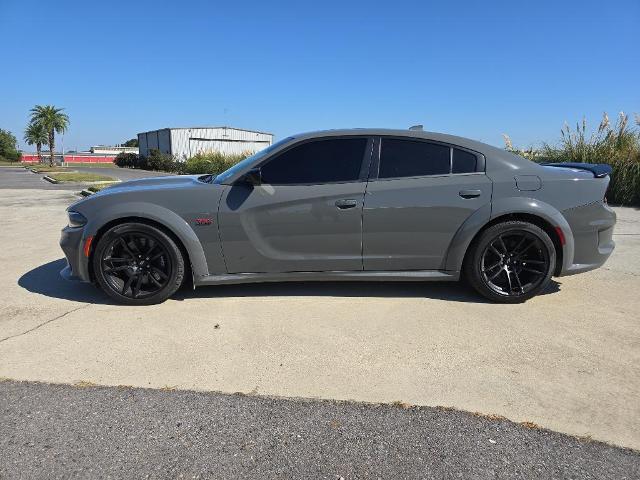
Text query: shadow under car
19 258 561 305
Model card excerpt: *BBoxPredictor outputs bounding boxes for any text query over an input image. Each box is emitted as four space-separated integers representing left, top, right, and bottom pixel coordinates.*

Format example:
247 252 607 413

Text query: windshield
214 137 295 184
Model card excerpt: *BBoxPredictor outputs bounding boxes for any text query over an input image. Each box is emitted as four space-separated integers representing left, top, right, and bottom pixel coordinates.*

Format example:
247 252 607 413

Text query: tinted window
379 139 450 178
452 148 477 174
260 138 367 184
215 137 295 184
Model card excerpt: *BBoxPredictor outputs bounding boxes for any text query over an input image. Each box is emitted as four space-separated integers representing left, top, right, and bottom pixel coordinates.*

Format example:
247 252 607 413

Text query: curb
41 176 120 187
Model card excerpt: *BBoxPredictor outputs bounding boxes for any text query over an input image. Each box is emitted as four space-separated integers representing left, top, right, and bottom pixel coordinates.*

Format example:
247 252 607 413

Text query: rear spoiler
541 162 612 178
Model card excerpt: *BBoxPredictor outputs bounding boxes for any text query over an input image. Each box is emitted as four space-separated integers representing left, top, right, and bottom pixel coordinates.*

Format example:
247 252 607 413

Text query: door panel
362 174 492 270
218 182 366 273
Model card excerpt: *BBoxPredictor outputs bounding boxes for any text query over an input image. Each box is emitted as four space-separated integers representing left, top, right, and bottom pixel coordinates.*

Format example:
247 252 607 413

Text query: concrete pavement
0 173 639 451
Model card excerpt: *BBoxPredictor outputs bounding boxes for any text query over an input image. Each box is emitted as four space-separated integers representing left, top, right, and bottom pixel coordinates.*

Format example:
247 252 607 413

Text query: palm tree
29 105 70 166
24 122 49 163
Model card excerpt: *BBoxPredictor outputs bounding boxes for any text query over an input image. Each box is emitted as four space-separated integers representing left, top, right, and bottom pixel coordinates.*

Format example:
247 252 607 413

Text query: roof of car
291 129 505 156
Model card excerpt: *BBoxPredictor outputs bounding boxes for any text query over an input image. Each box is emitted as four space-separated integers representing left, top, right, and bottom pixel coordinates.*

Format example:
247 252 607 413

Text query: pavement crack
0 304 90 344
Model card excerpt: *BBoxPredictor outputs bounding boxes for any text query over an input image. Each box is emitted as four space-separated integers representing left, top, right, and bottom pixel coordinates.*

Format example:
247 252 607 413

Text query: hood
95 174 207 195
67 174 215 211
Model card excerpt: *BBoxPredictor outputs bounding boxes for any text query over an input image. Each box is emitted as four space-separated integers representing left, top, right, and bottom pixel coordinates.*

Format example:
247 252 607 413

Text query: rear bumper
558 201 616 277
59 225 91 282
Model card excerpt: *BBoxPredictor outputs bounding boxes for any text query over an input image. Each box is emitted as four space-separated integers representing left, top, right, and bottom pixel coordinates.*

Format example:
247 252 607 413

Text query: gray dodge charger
60 129 616 305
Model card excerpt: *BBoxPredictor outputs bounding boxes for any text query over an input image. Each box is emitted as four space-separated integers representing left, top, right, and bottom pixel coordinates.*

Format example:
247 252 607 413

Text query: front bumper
59 225 91 282
559 201 616 276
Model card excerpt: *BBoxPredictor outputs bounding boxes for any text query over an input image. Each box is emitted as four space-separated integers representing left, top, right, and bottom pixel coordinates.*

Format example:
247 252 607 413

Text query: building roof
138 126 273 136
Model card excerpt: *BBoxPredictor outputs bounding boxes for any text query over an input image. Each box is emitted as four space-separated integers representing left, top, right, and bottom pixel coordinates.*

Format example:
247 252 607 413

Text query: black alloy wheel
480 231 550 296
93 223 184 305
465 221 555 303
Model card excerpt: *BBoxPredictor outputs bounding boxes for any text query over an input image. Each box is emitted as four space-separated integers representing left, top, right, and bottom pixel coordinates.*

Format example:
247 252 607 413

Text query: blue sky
1 0 638 151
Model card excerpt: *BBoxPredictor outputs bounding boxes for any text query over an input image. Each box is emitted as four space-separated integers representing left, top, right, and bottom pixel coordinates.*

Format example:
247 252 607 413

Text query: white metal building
90 146 139 155
137 126 273 160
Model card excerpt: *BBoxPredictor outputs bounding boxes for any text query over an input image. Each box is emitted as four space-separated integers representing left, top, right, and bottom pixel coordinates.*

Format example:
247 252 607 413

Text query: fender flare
444 197 574 273
82 202 210 278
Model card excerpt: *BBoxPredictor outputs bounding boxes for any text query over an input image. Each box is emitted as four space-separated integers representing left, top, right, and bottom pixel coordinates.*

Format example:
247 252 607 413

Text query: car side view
60 129 616 305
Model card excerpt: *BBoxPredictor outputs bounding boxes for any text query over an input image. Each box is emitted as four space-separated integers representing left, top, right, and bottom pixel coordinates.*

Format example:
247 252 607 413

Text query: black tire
93 222 184 305
464 221 555 303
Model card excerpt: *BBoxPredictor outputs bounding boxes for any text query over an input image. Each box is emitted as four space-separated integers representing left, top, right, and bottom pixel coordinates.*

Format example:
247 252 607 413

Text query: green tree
0 129 20 162
123 138 138 147
23 122 48 162
29 105 70 166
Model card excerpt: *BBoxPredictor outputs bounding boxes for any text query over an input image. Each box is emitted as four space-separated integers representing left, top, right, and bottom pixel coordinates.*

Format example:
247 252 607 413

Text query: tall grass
504 112 640 205
183 150 252 175
114 149 252 175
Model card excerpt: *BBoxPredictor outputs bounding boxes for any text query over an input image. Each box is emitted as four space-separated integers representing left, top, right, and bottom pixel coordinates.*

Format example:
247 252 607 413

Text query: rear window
452 148 478 174
379 139 450 178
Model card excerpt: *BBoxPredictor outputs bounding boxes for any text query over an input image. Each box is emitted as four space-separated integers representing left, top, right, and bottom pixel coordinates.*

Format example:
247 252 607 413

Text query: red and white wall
21 153 116 164
62 154 116 164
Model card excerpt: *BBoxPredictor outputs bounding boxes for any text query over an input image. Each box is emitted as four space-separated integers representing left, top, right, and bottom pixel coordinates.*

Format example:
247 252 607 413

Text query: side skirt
194 270 460 287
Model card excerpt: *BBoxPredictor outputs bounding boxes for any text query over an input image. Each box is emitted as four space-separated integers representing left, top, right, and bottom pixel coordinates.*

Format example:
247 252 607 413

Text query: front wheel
93 222 185 305
464 221 556 303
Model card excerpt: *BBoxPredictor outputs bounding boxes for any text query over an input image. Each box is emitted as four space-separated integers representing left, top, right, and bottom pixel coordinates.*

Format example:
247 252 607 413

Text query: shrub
183 155 214 174
115 149 253 176
0 129 20 162
183 150 252 175
0 154 21 163
504 112 640 205
146 149 177 172
114 152 141 168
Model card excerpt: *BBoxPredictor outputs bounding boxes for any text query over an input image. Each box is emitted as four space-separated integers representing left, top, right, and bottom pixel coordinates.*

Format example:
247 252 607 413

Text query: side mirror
238 167 262 186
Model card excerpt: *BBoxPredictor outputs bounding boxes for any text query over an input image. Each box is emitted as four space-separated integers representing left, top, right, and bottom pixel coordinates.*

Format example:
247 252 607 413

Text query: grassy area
48 172 116 183
29 165 69 173
87 182 119 192
31 164 116 172
0 161 23 167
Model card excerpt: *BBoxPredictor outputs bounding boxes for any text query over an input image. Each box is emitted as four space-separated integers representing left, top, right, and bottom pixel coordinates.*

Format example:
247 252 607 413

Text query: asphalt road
70 165 172 181
0 165 168 189
1 380 638 479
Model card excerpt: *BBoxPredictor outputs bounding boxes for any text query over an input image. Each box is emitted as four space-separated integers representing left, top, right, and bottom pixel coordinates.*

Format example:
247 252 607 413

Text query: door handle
335 199 358 209
459 189 482 199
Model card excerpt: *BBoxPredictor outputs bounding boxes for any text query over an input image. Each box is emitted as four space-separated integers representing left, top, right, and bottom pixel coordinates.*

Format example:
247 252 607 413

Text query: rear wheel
93 222 184 305
464 221 555 303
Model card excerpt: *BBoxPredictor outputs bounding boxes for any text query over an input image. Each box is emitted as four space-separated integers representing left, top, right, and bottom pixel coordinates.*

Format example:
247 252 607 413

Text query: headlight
67 211 87 228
